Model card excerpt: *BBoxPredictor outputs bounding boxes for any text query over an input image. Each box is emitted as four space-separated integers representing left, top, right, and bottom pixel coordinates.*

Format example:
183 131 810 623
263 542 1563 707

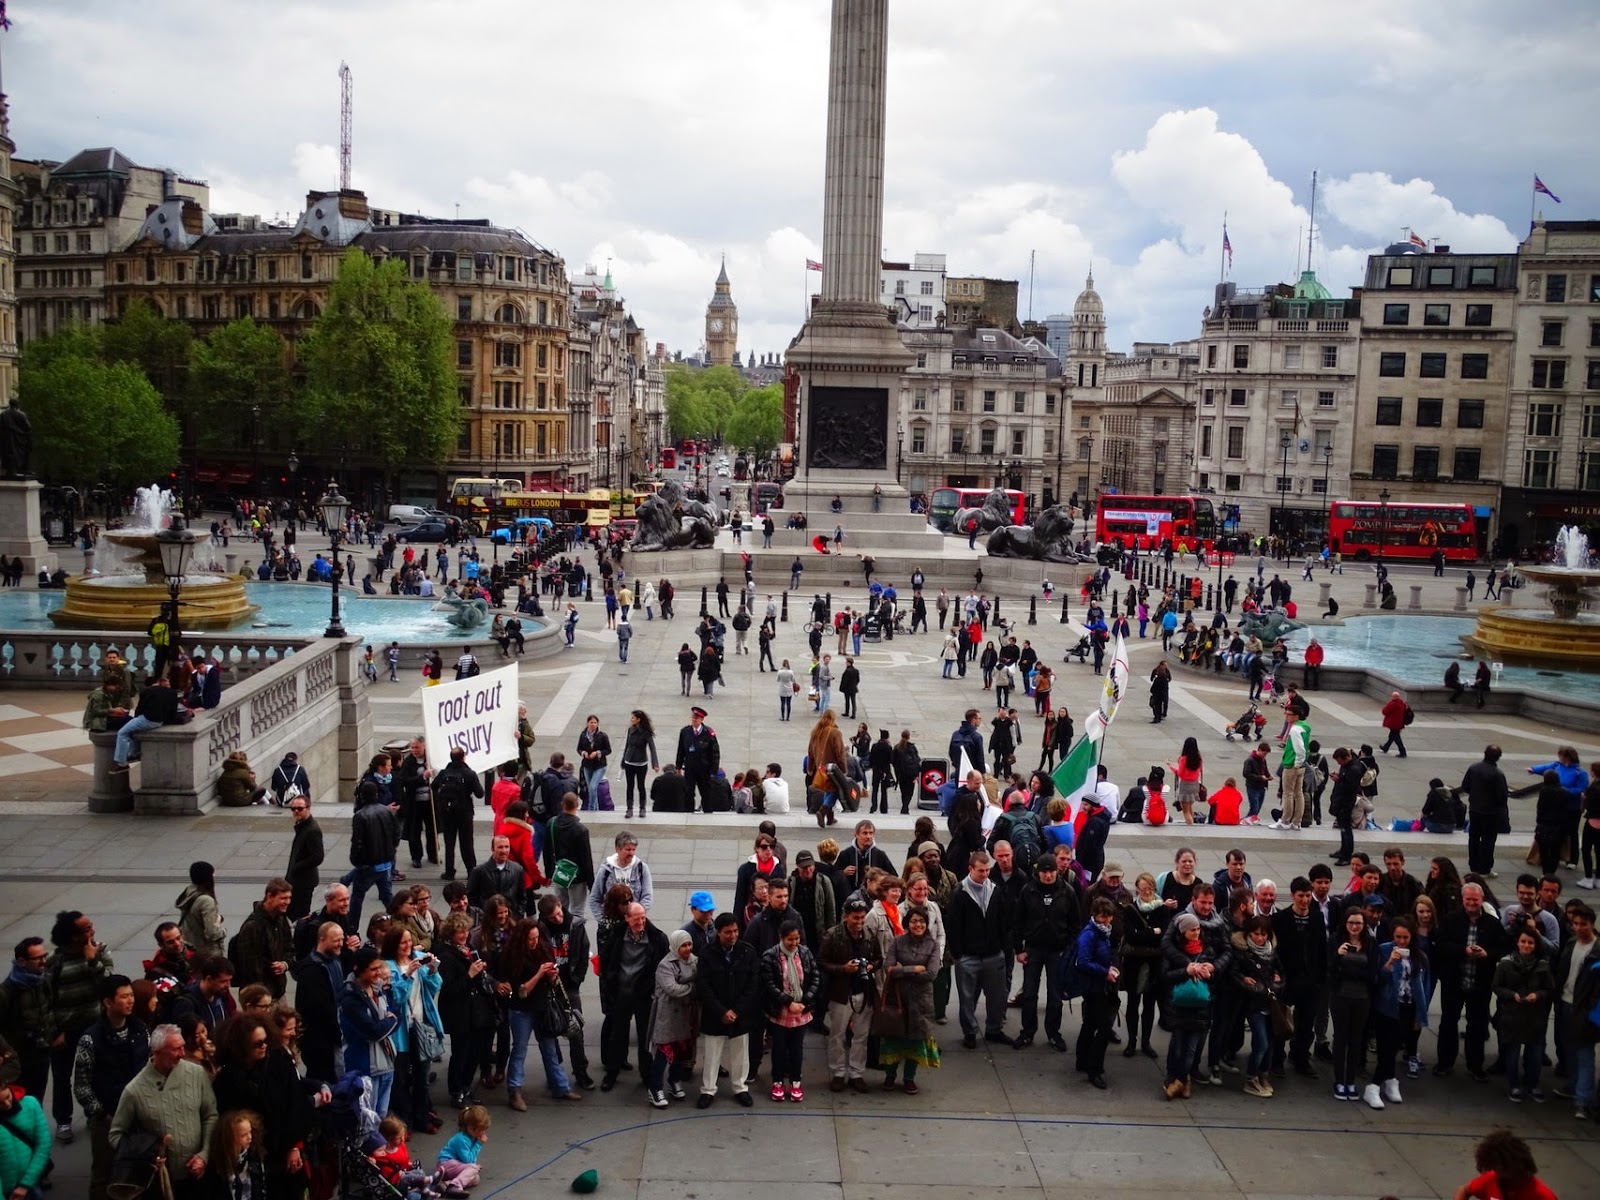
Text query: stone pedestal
1363 583 1377 609
87 731 134 813
1454 586 1468 612
1318 581 1332 605
0 479 52 577
1408 585 1424 610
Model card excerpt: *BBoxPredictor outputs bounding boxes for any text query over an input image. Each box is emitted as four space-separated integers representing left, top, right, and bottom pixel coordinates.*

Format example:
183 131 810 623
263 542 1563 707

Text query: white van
388 503 433 524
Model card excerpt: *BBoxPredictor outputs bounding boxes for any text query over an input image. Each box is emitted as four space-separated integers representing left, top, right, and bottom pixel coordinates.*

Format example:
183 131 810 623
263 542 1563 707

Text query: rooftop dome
1073 270 1103 317
1292 269 1332 301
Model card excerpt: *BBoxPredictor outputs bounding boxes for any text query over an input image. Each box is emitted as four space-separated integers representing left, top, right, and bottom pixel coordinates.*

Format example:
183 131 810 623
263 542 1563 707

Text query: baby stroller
1224 702 1266 742
327 1073 402 1200
1063 635 1091 665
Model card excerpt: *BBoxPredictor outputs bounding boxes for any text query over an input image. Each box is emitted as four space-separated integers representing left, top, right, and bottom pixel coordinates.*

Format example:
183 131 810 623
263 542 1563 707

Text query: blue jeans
817 687 830 713
1245 786 1266 818
1246 1009 1272 1077
1504 1040 1543 1092
1166 1020 1208 1082
507 1009 572 1096
779 694 791 720
581 767 605 812
347 864 394 928
114 715 160 764
369 1069 394 1118
1572 1037 1596 1109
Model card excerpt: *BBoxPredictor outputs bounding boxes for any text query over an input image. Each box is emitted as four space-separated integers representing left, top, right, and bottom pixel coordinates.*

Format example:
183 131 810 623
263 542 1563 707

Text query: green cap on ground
572 1168 599 1193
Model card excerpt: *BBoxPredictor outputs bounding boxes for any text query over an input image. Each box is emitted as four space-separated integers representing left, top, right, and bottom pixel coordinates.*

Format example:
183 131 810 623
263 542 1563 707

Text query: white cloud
1322 173 1517 251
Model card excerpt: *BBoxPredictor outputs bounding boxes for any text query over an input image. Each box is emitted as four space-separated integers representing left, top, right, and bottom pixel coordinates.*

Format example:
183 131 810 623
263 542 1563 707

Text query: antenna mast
339 62 353 191
1306 169 1317 272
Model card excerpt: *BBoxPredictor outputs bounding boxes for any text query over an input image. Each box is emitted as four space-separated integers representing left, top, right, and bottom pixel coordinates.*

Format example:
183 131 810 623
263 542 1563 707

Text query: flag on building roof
0 1 11 30
1533 175 1561 203
1222 229 1233 269
805 259 823 272
1407 229 1426 248
1050 732 1100 821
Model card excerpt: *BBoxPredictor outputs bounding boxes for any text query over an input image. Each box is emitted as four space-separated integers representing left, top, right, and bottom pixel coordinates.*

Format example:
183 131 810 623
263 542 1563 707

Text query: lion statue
986 505 1091 563
952 486 1017 537
631 483 719 551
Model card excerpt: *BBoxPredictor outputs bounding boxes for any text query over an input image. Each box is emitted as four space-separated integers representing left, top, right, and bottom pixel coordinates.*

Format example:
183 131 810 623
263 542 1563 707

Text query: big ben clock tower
705 257 738 367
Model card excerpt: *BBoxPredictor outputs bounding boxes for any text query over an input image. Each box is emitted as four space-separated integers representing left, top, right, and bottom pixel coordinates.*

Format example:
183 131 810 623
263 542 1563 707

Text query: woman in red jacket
1379 691 1409 758
500 799 548 891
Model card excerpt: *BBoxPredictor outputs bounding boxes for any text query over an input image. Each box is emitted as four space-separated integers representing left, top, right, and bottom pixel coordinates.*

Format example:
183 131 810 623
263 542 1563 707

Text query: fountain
47 486 260 631
1460 524 1600 669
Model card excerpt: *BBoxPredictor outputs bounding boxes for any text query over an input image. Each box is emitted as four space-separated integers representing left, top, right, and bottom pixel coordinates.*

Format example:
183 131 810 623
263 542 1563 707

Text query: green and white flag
1050 732 1100 820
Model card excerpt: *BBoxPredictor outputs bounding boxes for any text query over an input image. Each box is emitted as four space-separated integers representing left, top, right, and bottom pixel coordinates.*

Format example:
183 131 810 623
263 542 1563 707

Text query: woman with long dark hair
211 1014 317 1193
621 710 659 820
1424 856 1464 918
498 918 581 1110
1173 737 1204 826
1328 908 1378 1104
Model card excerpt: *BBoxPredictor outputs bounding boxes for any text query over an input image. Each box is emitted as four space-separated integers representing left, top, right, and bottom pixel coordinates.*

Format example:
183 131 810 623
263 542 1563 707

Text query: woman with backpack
1142 765 1169 827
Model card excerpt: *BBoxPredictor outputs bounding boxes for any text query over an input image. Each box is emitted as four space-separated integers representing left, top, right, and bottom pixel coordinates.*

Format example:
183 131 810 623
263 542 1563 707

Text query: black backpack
994 809 1042 866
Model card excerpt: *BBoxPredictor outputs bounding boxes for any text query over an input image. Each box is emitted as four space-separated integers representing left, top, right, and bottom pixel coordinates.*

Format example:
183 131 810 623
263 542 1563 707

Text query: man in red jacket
1303 637 1325 690
1378 691 1409 758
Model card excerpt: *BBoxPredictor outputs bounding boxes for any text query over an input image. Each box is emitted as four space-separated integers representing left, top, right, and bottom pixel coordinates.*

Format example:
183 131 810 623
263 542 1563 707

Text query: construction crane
338 61 352 191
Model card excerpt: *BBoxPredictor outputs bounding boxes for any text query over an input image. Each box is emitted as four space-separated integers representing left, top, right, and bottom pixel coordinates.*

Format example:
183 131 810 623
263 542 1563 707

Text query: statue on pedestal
0 400 33 480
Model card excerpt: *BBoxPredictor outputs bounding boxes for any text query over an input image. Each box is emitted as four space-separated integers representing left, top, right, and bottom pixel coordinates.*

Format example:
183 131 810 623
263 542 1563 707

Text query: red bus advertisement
659 447 677 470
1094 494 1217 551
1328 500 1477 562
929 487 1026 533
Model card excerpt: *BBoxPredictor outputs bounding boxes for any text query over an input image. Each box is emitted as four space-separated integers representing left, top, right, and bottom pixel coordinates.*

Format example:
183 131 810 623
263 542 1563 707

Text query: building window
1229 388 1246 406
1225 426 1244 459
1222 473 1241 491
919 280 934 296
30 235 44 253
1527 402 1562 437
1203 388 1215 406
535 343 547 369
1581 451 1600 492
1206 345 1218 368
1591 274 1600 302
1419 353 1447 378
1387 266 1414 287
1382 303 1410 326
1416 398 1443 427
1200 424 1213 457
1465 303 1492 327
912 388 927 411
1321 345 1338 368
918 305 932 321
457 295 472 321
1043 429 1055 454
494 342 521 368
1523 448 1559 488
1318 390 1335 407
1280 389 1298 409
496 303 520 323
1009 391 1025 414
1412 446 1440 480
1375 397 1403 425
1457 398 1485 429
114 263 126 283
894 280 905 295
1586 404 1600 439
1011 429 1025 455
1469 265 1497 287
1531 359 1567 389
1379 352 1406 377
982 390 996 412
1453 447 1481 481
54 234 68 252
1371 445 1399 478
1542 321 1564 347
456 340 473 367
1078 415 1090 429
536 299 548 324
1044 394 1055 414
1427 266 1454 287
1284 345 1302 367
1423 304 1450 327
912 425 926 453
1592 323 1600 347
1460 353 1489 380
458 380 473 407
234 296 251 319
535 381 547 410
1232 345 1249 368
175 296 187 318
1547 275 1567 303
952 390 965 412
951 429 965 453
979 427 996 454
74 233 91 252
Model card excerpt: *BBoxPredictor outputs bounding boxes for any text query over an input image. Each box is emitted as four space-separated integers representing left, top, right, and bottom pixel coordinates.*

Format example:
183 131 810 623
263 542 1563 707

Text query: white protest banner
421 663 518 773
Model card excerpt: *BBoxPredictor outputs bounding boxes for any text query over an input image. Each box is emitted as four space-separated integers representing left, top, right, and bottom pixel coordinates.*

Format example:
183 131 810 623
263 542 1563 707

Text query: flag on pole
1085 633 1130 741
1407 229 1426 248
1222 229 1233 269
1533 175 1561 204
805 259 823 272
952 744 976 786
1050 732 1100 820
0 1 11 30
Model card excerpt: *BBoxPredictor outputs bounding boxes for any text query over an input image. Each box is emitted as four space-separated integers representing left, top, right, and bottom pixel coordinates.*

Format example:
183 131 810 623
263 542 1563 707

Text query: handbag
542 976 584 1040
870 979 908 1039
407 965 445 1062
551 858 579 889
1268 996 1295 1041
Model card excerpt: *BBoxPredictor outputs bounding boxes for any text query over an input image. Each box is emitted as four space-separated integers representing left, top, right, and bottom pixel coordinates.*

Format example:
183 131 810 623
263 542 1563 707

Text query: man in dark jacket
1271 876 1328 1075
292 883 358 966
817 899 883 1090
596 903 667 1090
543 793 596 921
649 764 692 814
833 820 895 900
787 851 837 951
537 753 579 823
695 914 759 1107
231 879 294 1000
467 835 526 916
290 920 347 1084
675 707 721 812
947 851 1011 1048
394 737 438 870
430 746 484 881
70 975 149 1200
284 795 324 920
948 709 985 777
1432 881 1510 1080
1075 795 1112 881
1461 744 1509 875
866 728 894 814
1012 853 1078 1051
348 781 401 927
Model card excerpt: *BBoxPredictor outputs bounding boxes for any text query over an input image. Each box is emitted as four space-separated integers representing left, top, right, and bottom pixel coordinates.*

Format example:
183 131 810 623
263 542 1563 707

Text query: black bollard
781 591 789 622
1205 583 1214 610
699 585 708 616
825 591 832 617
1060 595 1070 623
993 595 1001 622
585 575 593 602
1110 589 1118 618
1028 595 1037 625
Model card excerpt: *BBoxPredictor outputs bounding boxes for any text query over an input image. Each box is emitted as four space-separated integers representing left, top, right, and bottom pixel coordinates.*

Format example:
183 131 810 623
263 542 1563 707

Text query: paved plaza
2 537 1599 1198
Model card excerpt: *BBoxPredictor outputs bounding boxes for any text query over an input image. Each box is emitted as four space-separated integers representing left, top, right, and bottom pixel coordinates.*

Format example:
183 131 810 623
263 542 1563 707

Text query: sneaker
1576 1108 1589 1121
648 1089 669 1109
788 1082 804 1102
1362 1083 1385 1110
1529 1089 1547 1103
1242 1077 1269 1098
1508 1087 1523 1103
770 1082 786 1102
1204 1069 1223 1086
1382 1078 1402 1105
1577 878 1597 890
668 1082 687 1100
1406 1056 1421 1079
55 1123 72 1144
1333 1085 1350 1101
1218 1058 1242 1075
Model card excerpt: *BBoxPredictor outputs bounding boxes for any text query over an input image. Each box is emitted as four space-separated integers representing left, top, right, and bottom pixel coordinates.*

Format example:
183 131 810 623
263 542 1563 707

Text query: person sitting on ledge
831 495 843 514
37 567 70 589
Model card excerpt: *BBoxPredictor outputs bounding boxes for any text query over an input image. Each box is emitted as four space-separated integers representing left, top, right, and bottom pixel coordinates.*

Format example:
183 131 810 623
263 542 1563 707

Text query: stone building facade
0 97 18 407
1099 341 1199 500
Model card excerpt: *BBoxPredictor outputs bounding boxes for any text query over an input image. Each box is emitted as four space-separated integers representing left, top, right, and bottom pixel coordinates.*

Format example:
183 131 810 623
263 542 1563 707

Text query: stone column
821 0 890 308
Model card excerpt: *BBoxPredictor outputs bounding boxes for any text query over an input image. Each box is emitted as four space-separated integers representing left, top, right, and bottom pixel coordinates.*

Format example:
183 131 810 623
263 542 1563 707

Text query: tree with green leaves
187 317 294 455
297 248 458 486
18 334 179 490
723 382 783 459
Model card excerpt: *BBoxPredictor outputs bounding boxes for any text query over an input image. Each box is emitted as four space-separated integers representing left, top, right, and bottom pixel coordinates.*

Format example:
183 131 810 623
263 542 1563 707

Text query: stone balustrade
0 631 312 686
131 636 371 816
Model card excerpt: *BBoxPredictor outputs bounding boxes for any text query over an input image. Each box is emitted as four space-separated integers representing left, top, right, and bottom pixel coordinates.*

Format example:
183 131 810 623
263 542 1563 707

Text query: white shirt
762 776 791 814
1093 779 1122 822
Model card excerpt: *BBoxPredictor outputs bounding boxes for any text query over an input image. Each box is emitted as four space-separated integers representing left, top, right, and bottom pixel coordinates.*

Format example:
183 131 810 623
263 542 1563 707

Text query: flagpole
1219 211 1227 283
1530 182 1537 233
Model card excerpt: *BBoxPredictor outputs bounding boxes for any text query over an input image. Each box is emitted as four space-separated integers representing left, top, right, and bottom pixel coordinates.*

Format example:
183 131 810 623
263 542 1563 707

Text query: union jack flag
1222 229 1233 269
1533 175 1561 203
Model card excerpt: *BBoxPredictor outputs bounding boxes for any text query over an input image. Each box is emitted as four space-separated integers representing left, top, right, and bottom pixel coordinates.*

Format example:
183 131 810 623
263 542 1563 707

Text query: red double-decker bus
1327 499 1478 562
1094 494 1217 551
659 447 677 470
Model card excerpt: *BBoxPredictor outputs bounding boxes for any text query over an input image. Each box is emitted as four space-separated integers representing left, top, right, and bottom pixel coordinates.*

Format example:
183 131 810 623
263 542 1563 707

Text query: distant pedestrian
617 618 633 663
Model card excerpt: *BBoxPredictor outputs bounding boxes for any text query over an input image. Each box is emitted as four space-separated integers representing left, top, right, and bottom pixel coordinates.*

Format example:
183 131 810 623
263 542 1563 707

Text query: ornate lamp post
154 515 199 671
1277 430 1293 539
1377 486 1391 565
318 483 350 638
1321 442 1334 539
895 420 904 484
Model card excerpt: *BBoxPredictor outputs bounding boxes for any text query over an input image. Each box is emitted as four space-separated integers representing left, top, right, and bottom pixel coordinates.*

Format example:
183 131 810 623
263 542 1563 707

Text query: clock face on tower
710 318 724 333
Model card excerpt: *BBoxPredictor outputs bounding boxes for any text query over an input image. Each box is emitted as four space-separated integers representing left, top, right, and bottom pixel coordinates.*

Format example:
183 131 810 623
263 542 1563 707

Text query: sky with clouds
7 0 1595 360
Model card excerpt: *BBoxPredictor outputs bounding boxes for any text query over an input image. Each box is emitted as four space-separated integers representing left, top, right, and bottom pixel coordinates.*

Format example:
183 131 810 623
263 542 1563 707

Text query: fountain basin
47 573 260 631
1459 601 1600 670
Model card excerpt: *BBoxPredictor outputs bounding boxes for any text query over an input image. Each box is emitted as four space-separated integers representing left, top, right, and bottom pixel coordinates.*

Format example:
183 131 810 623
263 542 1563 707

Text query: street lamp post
895 421 904 484
1321 443 1334 541
1377 486 1391 565
319 483 350 639
154 514 199 679
1277 430 1292 540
